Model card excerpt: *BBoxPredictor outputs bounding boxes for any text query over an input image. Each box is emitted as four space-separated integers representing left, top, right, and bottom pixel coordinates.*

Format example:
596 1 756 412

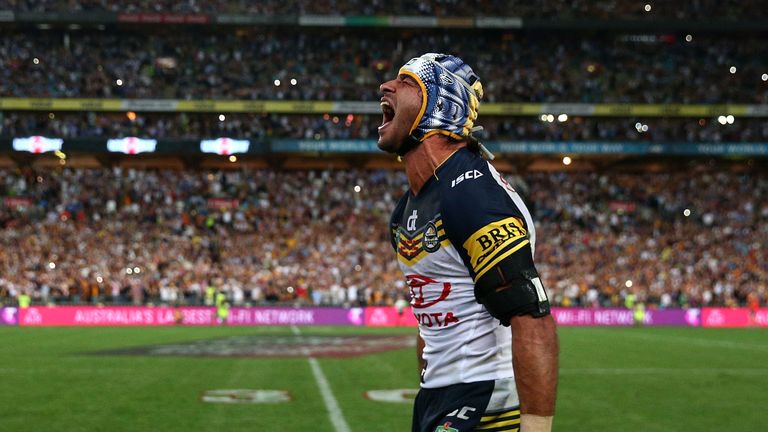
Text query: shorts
412 378 521 432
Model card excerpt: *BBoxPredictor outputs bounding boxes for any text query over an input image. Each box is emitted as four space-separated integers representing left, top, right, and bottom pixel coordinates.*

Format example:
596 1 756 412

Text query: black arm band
474 245 550 325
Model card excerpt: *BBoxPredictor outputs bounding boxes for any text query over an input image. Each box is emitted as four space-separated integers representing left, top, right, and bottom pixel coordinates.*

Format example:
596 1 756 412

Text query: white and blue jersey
390 147 537 389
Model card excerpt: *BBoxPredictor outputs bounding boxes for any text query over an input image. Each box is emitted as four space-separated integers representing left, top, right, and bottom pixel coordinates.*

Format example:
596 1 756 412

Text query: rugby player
379 53 559 432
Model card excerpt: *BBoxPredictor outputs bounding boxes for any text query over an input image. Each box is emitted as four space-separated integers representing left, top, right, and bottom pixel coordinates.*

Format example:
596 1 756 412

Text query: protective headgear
398 53 484 143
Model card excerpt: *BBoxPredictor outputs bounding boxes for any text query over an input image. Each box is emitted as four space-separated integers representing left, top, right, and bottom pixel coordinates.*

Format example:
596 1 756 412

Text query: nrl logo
435 422 459 432
422 222 440 253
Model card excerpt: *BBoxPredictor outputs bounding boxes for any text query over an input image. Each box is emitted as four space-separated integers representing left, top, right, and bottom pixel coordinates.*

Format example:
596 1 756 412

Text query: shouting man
380 53 558 432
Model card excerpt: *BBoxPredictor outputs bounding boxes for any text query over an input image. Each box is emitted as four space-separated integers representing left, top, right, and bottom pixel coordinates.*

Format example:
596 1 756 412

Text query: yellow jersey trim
397 238 451 266
462 216 527 271
473 239 530 281
476 418 522 429
480 409 521 422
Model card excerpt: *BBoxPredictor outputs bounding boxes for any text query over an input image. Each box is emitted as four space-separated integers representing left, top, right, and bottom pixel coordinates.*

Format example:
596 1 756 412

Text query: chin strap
398 126 494 161
469 126 495 161
396 134 422 157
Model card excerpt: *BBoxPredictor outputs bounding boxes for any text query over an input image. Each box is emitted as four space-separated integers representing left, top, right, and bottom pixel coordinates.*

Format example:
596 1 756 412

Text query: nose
379 79 396 94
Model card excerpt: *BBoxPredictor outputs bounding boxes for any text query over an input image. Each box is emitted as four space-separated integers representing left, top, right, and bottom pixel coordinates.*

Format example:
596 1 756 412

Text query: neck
403 135 466 195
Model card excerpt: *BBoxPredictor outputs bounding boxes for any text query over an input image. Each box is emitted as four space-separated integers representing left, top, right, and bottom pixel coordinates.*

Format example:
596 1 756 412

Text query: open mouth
379 100 395 130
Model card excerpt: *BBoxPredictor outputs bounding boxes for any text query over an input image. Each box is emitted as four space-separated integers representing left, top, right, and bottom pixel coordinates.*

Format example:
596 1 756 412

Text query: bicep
473 243 550 324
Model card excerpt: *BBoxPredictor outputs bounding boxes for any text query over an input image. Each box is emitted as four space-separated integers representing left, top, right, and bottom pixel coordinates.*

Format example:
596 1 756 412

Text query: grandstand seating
0 2 765 311
2 29 767 103
2 0 767 20
0 167 764 309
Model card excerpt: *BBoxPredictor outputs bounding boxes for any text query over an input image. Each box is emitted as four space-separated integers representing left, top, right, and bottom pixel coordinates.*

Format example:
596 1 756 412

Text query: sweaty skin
510 314 559 419
403 138 466 196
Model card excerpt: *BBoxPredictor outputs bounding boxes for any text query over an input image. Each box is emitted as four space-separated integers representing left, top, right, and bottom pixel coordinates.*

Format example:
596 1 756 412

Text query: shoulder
439 149 520 219
437 150 532 253
437 147 489 191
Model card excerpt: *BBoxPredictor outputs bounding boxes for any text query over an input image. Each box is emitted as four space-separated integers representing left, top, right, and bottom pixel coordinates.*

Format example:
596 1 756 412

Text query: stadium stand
2 29 768 103
0 167 765 309
1 0 767 19
0 3 766 313
3 112 768 142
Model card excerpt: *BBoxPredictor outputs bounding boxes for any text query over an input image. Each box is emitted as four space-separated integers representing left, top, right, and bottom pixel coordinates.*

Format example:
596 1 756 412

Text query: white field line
291 325 352 432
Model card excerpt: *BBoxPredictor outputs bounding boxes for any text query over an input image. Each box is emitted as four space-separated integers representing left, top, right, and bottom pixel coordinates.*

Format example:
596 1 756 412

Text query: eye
399 75 416 86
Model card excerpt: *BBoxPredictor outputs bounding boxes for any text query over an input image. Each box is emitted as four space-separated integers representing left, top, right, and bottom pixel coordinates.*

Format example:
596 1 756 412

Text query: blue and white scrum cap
399 53 484 142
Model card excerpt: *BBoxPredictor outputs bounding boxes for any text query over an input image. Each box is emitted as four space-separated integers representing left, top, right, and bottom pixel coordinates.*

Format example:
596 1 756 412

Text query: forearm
416 332 426 381
510 314 559 418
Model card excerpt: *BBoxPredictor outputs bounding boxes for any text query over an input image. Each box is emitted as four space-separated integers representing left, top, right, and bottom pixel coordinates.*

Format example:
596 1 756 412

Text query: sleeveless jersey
390 147 537 389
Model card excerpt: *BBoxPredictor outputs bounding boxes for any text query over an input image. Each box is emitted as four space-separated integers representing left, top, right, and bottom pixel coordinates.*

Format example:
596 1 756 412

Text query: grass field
0 326 766 432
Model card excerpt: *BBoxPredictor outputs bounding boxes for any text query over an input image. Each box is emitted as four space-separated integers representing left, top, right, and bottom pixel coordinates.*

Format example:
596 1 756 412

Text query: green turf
0 326 766 431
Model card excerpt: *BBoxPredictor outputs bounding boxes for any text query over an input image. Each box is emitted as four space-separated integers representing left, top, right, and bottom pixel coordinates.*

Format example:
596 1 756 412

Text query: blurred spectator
0 168 408 307
1 29 767 103
1 0 766 20
0 167 765 309
531 170 768 309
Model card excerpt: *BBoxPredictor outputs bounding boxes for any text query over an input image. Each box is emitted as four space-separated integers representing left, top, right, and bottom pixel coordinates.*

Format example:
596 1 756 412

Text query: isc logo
451 170 483 188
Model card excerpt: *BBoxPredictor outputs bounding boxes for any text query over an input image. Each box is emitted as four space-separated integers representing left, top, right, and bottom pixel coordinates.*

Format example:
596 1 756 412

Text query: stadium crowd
1 0 765 20
3 112 768 143
0 3 766 312
0 166 765 309
2 29 768 104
